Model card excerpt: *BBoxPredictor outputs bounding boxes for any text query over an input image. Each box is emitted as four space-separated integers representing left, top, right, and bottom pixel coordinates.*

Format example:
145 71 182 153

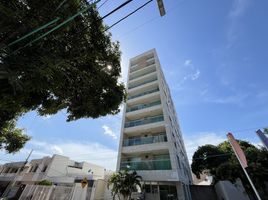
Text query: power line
6 0 133 56
116 0 188 39
6 0 101 56
191 153 231 161
230 125 268 134
105 0 153 31
100 0 133 21
7 17 60 47
98 0 109 9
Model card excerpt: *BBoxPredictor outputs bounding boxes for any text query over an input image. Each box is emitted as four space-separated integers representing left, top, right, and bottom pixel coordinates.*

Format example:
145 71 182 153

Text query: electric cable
105 0 153 31
191 153 232 161
116 0 188 39
6 0 101 56
6 0 132 57
100 0 133 21
98 0 109 9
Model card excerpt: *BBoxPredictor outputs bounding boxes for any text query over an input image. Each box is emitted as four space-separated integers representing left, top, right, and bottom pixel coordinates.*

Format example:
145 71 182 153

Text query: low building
192 170 213 185
0 154 106 199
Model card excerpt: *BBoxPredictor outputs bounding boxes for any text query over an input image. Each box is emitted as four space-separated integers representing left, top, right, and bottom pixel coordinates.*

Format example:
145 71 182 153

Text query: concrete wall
90 179 106 200
215 180 250 200
46 154 70 178
18 184 91 200
85 163 105 180
190 185 217 200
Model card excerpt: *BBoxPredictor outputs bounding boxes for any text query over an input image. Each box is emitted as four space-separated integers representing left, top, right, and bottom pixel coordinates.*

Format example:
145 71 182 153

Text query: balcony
128 77 157 90
124 115 164 128
120 157 171 171
0 173 16 178
126 100 161 113
130 60 156 73
123 134 167 147
128 88 159 100
129 67 156 81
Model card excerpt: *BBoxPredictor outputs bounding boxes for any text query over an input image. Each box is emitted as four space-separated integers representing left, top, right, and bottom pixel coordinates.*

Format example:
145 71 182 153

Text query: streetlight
156 0 166 17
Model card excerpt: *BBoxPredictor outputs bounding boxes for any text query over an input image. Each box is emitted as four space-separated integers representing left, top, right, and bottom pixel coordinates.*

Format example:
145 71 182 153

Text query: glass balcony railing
128 77 157 89
126 100 161 113
124 115 164 128
127 88 159 100
130 61 156 73
123 134 167 146
120 159 171 170
129 67 156 81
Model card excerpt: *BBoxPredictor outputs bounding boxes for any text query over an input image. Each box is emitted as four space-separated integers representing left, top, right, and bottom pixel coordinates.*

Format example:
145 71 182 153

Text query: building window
145 185 151 193
42 166 47 172
32 165 38 172
176 155 181 169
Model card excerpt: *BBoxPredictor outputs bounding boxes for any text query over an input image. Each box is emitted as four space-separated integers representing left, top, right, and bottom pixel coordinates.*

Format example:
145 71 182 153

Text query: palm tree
107 170 142 200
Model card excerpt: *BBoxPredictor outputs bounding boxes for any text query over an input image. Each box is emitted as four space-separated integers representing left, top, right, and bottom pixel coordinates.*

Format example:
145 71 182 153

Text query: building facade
0 154 105 199
117 49 192 200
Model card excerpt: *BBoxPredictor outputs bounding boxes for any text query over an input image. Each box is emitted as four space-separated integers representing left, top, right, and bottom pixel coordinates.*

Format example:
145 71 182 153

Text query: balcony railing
0 173 17 177
126 100 161 113
129 67 156 81
128 77 157 89
120 159 171 170
130 61 156 73
127 88 159 100
123 134 167 146
124 115 164 128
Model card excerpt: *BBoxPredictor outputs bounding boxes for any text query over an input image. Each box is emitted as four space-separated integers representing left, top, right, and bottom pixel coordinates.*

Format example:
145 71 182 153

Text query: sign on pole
227 133 261 200
81 178 88 188
256 129 268 150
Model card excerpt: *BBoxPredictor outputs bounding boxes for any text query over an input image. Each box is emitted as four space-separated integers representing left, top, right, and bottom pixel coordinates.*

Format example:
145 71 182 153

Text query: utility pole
1 150 33 198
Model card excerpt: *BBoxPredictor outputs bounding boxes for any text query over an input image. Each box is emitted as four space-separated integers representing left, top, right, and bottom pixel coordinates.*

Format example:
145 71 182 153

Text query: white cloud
204 93 249 105
180 60 201 85
102 125 118 140
29 140 118 170
179 70 201 88
184 59 192 66
229 0 250 18
184 132 226 163
191 70 200 80
50 145 63 154
226 0 250 48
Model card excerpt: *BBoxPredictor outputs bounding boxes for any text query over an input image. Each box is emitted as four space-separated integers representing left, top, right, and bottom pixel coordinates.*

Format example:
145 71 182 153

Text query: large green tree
107 170 142 200
191 139 268 198
0 0 125 152
0 119 30 153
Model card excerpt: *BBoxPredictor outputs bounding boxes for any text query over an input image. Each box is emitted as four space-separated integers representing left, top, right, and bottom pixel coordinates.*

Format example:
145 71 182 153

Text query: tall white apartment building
117 49 192 200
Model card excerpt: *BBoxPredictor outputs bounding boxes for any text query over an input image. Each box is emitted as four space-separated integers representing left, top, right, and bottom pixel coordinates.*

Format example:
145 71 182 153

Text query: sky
1 0 268 170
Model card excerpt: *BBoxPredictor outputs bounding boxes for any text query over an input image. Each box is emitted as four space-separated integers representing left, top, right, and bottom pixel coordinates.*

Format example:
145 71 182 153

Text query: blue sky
1 0 268 170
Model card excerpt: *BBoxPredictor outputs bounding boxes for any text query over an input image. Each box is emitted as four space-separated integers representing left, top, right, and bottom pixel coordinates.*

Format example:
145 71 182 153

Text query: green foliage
107 170 142 200
0 0 125 152
191 139 268 196
0 119 30 153
191 144 229 178
38 180 53 186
